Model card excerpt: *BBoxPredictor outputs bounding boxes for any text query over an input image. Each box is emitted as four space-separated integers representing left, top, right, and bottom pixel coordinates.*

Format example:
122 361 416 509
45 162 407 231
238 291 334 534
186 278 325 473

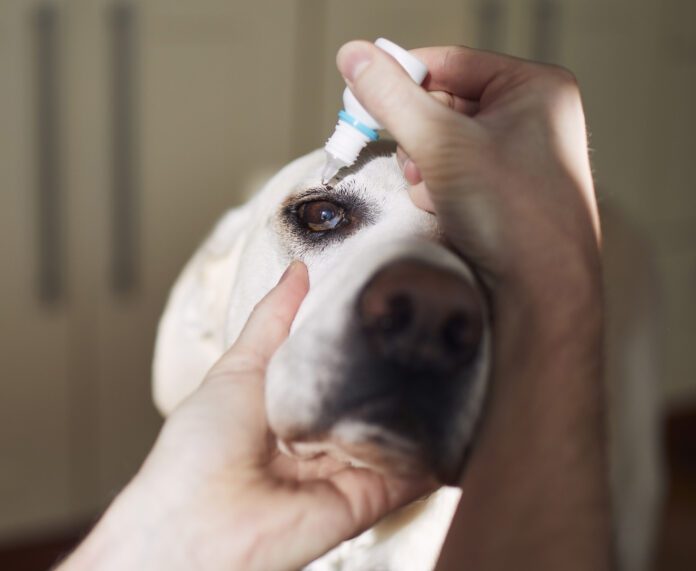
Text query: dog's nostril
357 258 484 372
442 312 479 362
377 293 413 334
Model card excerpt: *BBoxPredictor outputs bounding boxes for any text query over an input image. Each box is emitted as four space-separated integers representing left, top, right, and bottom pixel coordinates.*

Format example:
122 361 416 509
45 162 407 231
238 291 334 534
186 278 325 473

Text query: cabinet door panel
94 0 300 496
0 0 79 540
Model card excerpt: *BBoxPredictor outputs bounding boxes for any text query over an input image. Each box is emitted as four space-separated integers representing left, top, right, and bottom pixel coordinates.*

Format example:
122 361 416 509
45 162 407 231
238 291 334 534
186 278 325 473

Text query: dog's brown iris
297 200 346 232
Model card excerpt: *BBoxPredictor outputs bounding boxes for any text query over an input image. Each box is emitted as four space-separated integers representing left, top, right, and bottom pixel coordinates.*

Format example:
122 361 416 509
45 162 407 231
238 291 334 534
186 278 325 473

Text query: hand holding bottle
336 42 610 571
337 42 601 295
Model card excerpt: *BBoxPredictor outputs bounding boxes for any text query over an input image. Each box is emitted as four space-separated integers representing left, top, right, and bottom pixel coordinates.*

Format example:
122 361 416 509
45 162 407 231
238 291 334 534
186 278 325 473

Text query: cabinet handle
532 0 561 63
34 4 63 303
109 3 138 294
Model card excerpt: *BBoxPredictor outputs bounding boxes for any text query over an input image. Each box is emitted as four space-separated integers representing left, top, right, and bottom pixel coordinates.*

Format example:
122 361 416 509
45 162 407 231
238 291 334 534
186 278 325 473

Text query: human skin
334 42 610 569
58 43 610 571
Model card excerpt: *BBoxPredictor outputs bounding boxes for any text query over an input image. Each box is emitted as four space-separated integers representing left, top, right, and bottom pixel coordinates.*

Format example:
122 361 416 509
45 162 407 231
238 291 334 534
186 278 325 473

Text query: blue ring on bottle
338 110 379 141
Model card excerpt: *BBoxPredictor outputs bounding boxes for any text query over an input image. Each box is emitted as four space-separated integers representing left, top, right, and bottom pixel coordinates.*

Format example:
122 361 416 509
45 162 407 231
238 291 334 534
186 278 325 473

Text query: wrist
438 250 610 570
504 229 602 312
56 478 170 571
59 469 296 571
488 246 604 457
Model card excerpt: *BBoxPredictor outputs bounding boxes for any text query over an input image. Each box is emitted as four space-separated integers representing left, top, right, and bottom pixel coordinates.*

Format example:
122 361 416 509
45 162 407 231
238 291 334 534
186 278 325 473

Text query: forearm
57 469 260 571
437 262 612 570
56 480 168 571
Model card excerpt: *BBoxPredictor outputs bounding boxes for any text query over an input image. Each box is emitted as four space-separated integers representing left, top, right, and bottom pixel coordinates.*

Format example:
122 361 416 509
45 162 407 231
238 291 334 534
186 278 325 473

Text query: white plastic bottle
321 38 428 184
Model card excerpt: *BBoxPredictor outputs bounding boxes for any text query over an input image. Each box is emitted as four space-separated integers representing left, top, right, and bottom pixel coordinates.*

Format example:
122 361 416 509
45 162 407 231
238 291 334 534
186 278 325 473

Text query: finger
403 159 422 185
329 469 433 530
428 90 480 116
192 262 308 463
286 469 434 569
408 181 436 213
337 41 461 162
221 261 309 372
411 45 524 100
395 146 423 185
395 90 472 189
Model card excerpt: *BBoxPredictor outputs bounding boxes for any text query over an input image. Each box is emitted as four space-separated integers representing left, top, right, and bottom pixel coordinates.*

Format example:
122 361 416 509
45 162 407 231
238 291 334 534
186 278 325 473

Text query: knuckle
209 350 266 380
548 64 579 87
431 90 456 110
267 308 290 334
522 63 582 115
535 63 579 91
441 45 466 75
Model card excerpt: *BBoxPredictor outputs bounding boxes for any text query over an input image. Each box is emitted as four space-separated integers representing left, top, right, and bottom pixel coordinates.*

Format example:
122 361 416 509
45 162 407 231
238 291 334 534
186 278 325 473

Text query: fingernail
277 261 297 285
337 42 372 83
403 159 423 186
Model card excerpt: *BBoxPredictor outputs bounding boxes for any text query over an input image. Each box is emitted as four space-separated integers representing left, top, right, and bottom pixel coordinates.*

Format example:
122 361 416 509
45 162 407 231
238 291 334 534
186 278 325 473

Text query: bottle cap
374 37 428 84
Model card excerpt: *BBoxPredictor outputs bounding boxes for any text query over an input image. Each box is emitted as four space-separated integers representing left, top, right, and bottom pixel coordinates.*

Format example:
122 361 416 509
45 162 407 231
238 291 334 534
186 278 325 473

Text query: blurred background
0 0 694 569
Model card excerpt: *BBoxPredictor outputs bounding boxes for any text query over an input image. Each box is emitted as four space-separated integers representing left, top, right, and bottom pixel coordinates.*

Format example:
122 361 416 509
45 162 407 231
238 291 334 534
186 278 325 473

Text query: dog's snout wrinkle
357 259 483 374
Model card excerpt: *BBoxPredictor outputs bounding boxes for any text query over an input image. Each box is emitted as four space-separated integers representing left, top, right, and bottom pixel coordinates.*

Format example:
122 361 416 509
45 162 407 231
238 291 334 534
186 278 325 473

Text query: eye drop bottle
321 38 428 184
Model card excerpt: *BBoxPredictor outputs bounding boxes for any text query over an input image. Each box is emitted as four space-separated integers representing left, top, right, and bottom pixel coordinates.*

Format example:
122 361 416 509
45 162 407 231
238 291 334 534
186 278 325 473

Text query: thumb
211 261 309 378
336 41 457 164
149 263 308 479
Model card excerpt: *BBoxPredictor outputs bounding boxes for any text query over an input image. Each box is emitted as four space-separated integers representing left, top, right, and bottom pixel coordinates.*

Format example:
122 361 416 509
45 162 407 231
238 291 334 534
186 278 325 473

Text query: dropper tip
321 155 345 185
320 166 338 186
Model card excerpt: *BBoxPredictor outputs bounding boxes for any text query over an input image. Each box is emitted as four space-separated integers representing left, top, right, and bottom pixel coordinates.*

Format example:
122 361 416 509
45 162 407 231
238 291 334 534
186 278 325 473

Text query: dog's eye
297 200 346 232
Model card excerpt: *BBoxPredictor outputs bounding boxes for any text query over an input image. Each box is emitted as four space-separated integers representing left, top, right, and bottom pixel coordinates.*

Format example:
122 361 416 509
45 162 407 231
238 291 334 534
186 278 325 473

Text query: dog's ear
152 205 251 416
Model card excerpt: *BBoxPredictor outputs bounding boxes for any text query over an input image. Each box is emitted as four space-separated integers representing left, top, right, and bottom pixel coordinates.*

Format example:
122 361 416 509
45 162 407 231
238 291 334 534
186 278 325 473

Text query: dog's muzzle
266 244 490 485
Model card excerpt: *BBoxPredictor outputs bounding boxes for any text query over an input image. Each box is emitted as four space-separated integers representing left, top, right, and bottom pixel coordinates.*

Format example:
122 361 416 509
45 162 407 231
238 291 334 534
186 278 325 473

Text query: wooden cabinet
0 0 300 539
0 0 82 539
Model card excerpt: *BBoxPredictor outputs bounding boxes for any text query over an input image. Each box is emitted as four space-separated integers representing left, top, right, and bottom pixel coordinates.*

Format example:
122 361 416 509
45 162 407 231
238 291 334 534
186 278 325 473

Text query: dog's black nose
357 259 484 375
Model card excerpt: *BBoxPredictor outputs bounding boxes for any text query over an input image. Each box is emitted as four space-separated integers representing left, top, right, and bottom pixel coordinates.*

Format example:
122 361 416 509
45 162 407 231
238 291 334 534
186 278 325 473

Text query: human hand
59 261 431 571
335 43 610 570
337 42 601 298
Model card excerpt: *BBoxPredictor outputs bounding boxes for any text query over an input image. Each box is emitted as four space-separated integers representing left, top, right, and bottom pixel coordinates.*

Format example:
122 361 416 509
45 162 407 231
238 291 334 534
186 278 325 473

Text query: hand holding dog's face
131 262 433 571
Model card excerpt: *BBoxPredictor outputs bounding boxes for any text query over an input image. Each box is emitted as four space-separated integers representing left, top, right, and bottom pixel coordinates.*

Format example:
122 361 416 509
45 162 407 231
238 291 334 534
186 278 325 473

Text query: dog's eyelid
295 189 334 202
289 178 362 202
275 180 377 255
